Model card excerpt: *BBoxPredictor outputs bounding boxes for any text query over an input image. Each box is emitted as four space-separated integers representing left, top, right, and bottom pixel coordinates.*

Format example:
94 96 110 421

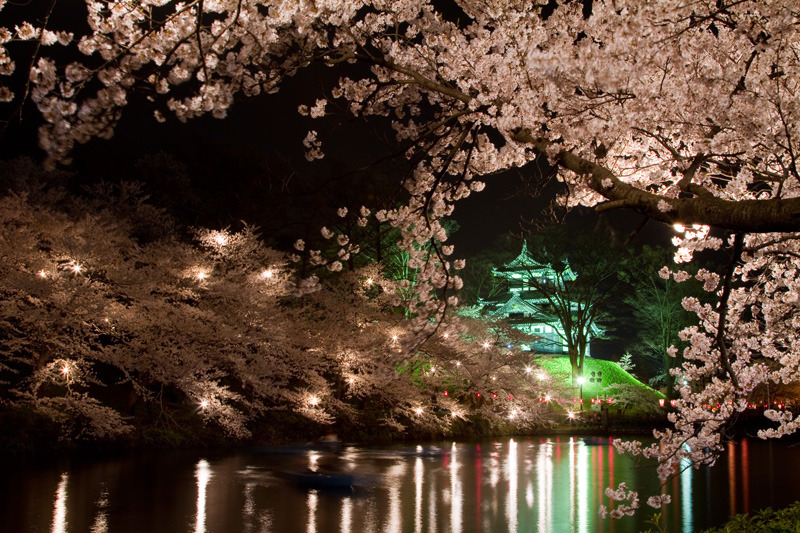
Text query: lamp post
577 376 586 410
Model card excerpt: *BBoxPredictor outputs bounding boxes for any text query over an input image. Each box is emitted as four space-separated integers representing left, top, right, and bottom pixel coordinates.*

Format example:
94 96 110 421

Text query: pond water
3 436 800 533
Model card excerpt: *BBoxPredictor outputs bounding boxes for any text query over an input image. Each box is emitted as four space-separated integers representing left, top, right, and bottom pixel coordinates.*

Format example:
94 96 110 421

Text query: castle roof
491 291 540 316
499 240 548 271
492 240 576 281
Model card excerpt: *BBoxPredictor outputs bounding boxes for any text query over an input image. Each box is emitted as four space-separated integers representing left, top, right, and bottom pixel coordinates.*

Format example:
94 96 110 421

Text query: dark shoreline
4 399 798 460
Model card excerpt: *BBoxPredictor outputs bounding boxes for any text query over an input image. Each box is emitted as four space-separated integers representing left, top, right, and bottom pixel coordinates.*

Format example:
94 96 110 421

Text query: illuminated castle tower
478 241 599 355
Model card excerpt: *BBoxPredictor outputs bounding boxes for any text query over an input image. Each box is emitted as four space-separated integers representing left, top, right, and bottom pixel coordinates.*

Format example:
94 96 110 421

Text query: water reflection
194 459 211 533
537 443 552 532
681 454 692 532
451 442 462 533
386 462 405 532
51 472 68 533
505 439 517 532
307 491 317 533
9 436 799 533
741 438 750 513
91 484 109 533
414 455 423 533
726 439 752 517
340 497 352 533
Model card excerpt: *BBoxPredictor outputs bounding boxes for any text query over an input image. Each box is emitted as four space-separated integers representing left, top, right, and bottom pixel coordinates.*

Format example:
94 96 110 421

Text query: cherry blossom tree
2 0 800 515
0 171 550 442
0 186 297 439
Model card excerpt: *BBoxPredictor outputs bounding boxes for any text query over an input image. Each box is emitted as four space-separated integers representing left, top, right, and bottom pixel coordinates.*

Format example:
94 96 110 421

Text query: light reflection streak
415 456 423 533
741 439 750 513
598 445 604 505
194 459 212 533
307 491 318 533
537 443 553 532
577 442 589 533
385 462 405 533
340 497 352 533
90 485 109 533
242 482 255 533
608 444 614 490
428 470 437 533
489 451 500 488
526 482 534 509
681 453 693 533
728 441 736 514
569 439 576 528
450 442 462 533
51 472 68 533
475 446 482 529
308 451 321 471
505 439 518 532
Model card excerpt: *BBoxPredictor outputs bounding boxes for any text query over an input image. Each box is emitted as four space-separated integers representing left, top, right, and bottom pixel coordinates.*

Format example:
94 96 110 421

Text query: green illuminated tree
622 246 703 401
525 227 626 385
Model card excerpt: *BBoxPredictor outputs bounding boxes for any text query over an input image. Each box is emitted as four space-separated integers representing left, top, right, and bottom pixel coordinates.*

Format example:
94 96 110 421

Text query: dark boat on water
278 470 354 490
581 436 610 446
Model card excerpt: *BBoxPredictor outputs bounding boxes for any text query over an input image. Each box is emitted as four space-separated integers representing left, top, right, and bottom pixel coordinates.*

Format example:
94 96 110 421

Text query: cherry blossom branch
715 233 744 390
512 128 800 233
0 0 58 136
676 153 715 199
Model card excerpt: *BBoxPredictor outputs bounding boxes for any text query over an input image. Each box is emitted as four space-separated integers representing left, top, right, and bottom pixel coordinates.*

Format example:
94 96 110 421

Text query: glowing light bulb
442 333 449 339
260 269 273 280
455 361 461 367
391 334 399 342
308 395 320 406
567 411 576 419
196 271 207 281
71 263 82 274
200 399 209 409
673 223 685 232
482 341 490 349
544 394 551 402
212 232 229 246
38 270 47 278
536 371 547 381
61 364 70 375
414 407 423 415
524 366 532 374
365 277 373 285
577 377 586 385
